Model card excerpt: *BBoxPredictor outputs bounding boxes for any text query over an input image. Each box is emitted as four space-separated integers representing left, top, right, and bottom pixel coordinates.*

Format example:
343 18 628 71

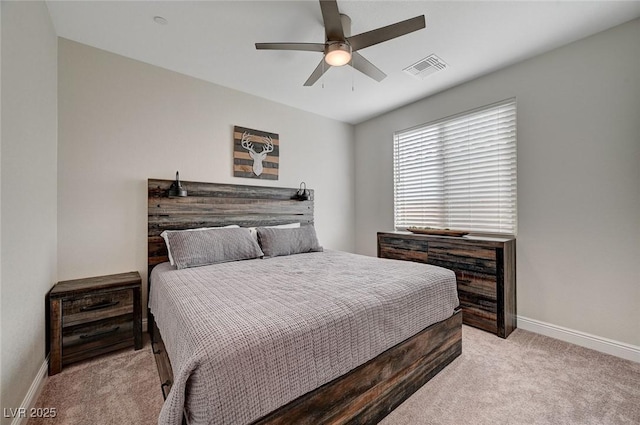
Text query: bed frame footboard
151 309 462 425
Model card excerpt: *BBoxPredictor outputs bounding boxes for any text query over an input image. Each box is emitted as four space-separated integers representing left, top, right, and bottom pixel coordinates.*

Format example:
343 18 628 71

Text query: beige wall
354 19 640 347
1 1 58 421
57 39 355 309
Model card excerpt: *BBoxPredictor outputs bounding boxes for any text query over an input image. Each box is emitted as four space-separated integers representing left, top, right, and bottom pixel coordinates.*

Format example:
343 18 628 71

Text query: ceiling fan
255 0 425 86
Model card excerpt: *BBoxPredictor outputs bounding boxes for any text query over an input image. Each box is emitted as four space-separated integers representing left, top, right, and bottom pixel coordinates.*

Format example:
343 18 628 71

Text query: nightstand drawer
62 316 134 365
62 289 133 327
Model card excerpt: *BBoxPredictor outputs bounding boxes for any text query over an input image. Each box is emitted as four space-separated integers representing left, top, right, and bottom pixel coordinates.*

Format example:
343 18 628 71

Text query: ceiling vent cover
404 54 447 79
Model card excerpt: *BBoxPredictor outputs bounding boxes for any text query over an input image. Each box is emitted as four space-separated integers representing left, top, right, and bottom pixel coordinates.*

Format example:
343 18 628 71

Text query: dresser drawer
62 289 133 327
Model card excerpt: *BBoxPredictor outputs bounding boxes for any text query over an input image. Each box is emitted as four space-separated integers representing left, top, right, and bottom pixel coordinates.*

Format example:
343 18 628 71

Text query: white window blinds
393 99 517 235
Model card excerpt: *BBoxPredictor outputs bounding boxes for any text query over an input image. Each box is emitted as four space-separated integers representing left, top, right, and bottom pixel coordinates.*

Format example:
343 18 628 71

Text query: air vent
403 54 448 79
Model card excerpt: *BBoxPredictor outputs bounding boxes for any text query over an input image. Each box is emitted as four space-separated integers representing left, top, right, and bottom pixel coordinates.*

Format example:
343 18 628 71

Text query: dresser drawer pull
79 326 120 340
79 301 119 312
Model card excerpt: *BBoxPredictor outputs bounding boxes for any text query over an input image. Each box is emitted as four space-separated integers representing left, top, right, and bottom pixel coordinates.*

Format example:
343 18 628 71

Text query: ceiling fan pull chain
351 55 355 92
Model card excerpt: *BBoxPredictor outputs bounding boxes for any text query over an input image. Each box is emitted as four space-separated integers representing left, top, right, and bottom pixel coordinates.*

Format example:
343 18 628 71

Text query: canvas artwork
233 126 279 180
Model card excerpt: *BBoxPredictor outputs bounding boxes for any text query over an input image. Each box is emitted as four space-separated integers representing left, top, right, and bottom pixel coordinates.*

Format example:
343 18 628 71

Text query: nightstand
47 271 142 375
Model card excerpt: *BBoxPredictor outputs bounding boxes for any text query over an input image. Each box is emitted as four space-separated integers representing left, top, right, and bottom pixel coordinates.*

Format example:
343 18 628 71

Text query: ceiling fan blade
347 15 425 51
320 0 345 41
304 59 331 86
255 42 325 52
350 52 386 82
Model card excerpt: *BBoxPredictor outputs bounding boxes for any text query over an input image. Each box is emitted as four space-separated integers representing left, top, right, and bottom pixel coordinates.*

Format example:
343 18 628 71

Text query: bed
147 179 462 425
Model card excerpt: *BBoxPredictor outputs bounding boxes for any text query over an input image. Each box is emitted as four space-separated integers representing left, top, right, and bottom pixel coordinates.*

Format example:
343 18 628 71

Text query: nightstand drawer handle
80 300 119 311
79 326 120 339
161 380 172 399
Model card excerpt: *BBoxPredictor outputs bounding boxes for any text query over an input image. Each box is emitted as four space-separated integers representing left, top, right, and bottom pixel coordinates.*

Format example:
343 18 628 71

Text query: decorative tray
406 227 469 237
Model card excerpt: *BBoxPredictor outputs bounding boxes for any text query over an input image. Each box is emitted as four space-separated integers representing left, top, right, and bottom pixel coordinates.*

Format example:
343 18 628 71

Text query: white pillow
248 222 300 241
161 225 240 265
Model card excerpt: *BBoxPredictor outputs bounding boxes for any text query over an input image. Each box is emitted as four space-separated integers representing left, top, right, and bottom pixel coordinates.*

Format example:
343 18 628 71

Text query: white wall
57 39 355 311
0 3 3 408
0 1 58 421
355 19 640 347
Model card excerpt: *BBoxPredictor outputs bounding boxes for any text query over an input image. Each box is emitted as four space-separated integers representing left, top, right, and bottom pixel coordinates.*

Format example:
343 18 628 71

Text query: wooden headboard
147 179 314 270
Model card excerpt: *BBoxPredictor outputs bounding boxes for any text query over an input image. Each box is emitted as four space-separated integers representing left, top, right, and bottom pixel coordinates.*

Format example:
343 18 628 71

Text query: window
393 99 517 235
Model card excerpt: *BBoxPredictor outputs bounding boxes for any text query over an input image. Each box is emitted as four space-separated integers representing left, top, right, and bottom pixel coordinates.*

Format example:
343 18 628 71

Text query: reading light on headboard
295 182 310 201
168 171 187 197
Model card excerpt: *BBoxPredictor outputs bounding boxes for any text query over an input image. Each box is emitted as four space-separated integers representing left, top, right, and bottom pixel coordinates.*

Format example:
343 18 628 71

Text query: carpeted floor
29 326 640 425
381 326 640 425
27 337 163 425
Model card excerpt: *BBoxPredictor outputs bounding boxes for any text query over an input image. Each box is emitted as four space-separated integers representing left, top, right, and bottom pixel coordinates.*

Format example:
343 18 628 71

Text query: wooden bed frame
147 178 462 424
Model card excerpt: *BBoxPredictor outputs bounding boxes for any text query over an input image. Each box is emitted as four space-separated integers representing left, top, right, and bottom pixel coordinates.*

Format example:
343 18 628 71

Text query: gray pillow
166 227 264 269
256 225 323 258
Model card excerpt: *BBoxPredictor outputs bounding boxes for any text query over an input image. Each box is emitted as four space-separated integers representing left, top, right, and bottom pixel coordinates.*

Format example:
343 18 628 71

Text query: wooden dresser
377 231 516 338
47 271 142 375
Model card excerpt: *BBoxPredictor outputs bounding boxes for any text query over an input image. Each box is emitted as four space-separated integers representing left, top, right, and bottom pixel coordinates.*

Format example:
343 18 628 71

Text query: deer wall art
241 132 274 176
233 126 279 180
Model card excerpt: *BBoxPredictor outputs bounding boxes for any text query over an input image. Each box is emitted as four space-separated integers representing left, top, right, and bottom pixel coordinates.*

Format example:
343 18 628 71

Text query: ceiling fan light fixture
325 42 352 66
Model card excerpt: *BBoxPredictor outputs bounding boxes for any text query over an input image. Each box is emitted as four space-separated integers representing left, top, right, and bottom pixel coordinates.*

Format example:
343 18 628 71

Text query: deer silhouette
240 132 274 176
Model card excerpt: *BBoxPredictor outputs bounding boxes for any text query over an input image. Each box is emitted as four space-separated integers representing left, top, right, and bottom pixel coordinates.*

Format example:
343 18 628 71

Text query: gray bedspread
149 250 459 425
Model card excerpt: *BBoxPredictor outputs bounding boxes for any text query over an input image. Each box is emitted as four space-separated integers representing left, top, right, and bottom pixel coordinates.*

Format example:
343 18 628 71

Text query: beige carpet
382 326 640 425
28 337 163 425
29 326 639 425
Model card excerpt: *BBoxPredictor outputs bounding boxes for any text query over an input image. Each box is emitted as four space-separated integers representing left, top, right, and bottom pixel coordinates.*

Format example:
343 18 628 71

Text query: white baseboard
9 356 49 425
517 315 640 363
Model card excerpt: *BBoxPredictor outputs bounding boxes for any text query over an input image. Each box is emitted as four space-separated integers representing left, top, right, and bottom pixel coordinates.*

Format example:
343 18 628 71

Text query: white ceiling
46 1 640 124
